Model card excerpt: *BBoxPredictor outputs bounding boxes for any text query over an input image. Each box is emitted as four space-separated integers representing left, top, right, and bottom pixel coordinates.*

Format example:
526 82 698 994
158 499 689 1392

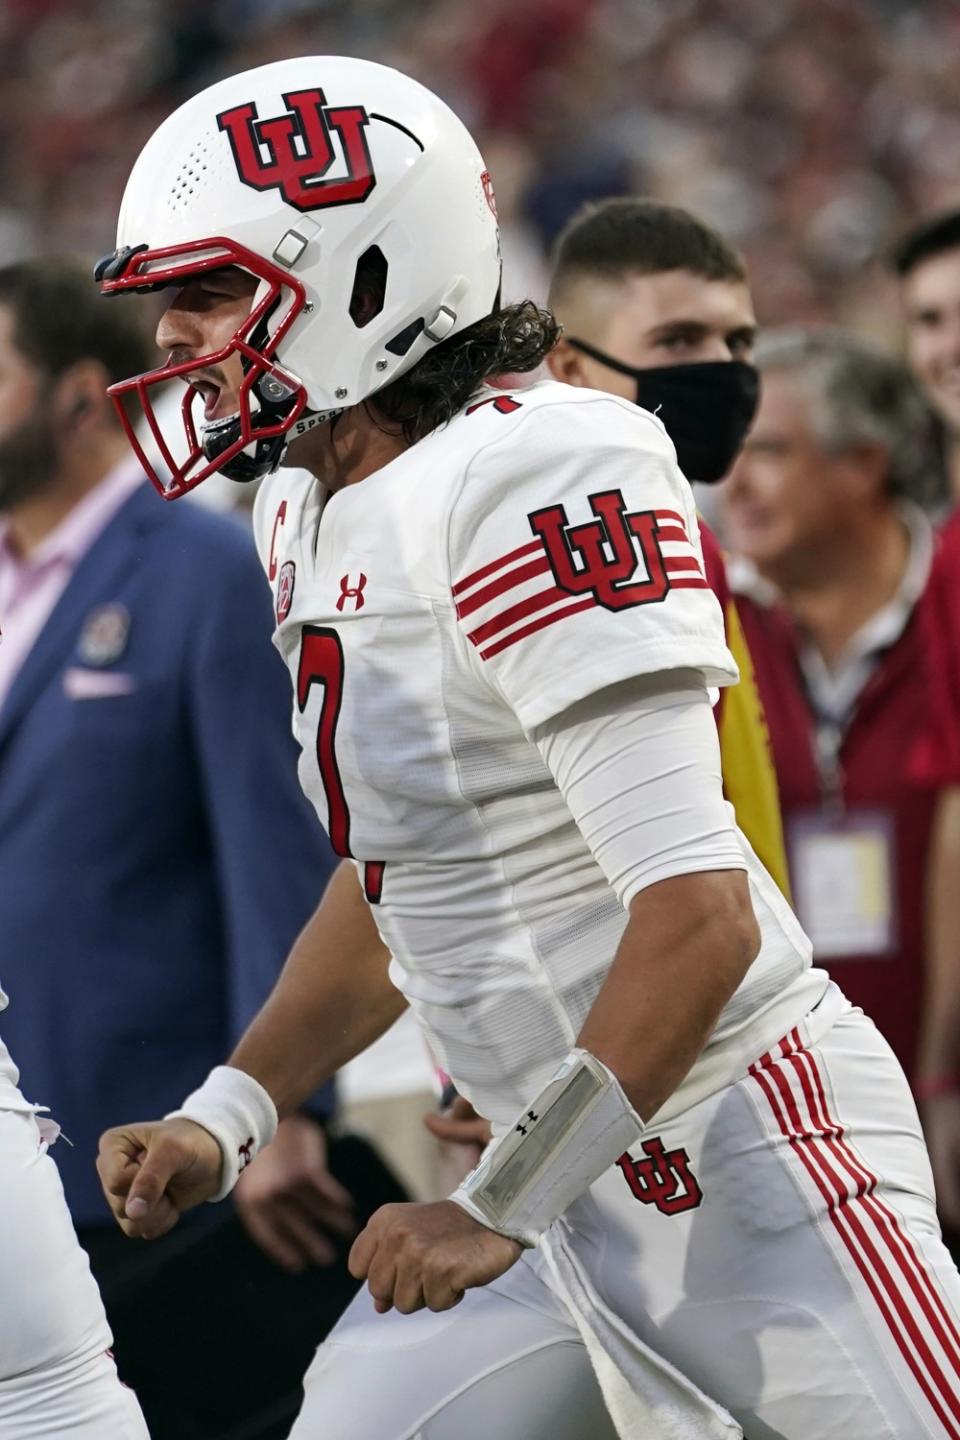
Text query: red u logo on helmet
217 89 376 213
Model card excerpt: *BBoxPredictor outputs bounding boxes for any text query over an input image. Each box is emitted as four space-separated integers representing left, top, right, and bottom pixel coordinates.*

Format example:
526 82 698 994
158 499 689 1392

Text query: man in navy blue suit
0 261 404 1440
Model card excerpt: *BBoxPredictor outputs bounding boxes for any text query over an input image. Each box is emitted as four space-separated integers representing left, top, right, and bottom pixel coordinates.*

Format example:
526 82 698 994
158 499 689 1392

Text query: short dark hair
0 260 151 387
549 198 747 307
368 300 559 444
888 209 960 278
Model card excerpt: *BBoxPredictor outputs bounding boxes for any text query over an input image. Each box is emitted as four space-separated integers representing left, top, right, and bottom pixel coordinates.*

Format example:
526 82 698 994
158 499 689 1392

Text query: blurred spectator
891 207 960 510
0 260 403 1440
723 327 939 1087
2 1 960 323
909 529 960 1245
890 207 960 1242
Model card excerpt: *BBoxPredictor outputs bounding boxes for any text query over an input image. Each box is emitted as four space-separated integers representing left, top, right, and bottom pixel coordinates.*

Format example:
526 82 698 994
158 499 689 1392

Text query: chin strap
201 400 345 483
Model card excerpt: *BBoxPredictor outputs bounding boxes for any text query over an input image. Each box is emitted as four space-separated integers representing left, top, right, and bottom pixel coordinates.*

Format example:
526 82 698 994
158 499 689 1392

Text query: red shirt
913 509 960 787
737 586 938 1081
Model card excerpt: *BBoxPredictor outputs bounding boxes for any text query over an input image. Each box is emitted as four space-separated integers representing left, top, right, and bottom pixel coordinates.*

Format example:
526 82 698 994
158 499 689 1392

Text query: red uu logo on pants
616 1137 703 1215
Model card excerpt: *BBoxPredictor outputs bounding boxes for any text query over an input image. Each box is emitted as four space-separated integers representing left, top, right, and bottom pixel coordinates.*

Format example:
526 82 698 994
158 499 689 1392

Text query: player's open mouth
192 379 223 420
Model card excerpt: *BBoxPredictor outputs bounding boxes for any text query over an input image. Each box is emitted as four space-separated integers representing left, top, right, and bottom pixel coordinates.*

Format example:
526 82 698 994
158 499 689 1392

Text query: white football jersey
0 988 25 1110
254 381 813 1126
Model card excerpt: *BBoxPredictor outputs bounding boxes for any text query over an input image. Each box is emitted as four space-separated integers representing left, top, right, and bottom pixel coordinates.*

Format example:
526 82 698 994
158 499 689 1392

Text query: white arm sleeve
533 669 747 908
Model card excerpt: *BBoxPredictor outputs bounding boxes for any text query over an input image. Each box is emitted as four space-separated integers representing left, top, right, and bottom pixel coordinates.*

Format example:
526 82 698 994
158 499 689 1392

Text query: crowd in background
1 0 960 327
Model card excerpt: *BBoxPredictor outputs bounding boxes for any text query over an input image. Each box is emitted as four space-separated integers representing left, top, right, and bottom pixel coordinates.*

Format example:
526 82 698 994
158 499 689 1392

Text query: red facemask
96 237 309 499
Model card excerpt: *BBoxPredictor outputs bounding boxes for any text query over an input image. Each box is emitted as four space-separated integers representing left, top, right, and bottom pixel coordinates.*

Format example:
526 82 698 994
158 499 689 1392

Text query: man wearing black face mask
546 198 788 896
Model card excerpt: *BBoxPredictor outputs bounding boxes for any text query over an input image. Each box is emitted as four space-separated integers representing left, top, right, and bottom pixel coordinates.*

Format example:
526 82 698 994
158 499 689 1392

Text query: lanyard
811 717 846 816
796 646 886 816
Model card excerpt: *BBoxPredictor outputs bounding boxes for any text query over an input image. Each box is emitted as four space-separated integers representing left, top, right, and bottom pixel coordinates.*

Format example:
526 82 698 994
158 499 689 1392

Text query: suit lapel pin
78 604 131 667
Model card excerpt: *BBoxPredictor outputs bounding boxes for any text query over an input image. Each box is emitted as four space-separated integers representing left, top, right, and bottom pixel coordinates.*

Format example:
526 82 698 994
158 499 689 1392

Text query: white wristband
451 1048 643 1247
166 1065 278 1202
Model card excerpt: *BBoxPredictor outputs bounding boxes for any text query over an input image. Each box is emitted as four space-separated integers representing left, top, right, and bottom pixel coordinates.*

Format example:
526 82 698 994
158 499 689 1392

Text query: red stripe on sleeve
452 540 543 597
455 556 553 619
467 586 571 647
479 597 596 660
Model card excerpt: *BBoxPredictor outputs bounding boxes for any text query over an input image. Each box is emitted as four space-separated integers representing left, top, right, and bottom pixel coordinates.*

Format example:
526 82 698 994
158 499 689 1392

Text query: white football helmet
96 56 502 498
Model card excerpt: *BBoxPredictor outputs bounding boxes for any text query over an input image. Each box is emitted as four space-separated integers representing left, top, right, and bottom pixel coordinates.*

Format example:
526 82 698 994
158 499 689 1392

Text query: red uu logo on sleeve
529 488 670 611
217 89 376 212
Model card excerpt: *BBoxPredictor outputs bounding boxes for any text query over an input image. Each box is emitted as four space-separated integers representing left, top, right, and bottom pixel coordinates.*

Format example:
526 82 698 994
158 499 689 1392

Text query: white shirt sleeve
532 669 747 908
448 390 738 733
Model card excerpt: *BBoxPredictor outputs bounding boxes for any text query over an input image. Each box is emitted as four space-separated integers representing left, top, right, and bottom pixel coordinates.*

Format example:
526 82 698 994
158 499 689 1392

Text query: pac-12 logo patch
276 560 296 622
217 89 376 213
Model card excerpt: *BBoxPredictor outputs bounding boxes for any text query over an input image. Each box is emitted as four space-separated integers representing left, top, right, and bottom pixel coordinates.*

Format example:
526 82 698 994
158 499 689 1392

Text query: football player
0 1026 149 1437
95 57 960 1440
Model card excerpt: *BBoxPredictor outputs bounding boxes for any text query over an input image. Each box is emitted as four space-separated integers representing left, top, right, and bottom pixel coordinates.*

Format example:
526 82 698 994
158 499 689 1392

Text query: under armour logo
238 1136 255 1172
616 1138 702 1215
336 573 367 612
217 88 376 214
529 489 669 611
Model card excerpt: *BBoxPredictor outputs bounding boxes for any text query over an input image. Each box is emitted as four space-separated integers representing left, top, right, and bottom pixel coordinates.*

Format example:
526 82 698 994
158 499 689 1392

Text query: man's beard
0 404 60 512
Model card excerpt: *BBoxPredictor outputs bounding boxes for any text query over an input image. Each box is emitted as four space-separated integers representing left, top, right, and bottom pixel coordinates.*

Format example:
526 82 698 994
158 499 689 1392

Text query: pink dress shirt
0 460 146 712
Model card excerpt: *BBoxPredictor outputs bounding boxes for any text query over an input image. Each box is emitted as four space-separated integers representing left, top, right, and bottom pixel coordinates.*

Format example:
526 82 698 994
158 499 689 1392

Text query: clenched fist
348 1199 522 1315
97 1118 224 1239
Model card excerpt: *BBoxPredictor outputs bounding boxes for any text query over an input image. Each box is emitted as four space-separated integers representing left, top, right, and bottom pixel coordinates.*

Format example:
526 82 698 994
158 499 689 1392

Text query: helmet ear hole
349 245 388 328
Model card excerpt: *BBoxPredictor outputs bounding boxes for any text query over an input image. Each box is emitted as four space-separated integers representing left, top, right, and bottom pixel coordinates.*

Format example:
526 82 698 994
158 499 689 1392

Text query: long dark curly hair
369 300 560 443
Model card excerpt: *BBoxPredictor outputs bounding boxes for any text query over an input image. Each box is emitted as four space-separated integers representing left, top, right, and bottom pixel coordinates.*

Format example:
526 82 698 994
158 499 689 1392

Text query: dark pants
80 1134 407 1440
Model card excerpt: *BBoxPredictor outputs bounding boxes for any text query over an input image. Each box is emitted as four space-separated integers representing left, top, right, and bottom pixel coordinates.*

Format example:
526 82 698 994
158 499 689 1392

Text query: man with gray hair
723 327 940 1090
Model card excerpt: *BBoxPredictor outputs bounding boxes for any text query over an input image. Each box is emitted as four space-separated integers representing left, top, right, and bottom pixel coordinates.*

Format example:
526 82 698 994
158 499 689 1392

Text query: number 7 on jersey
296 625 385 903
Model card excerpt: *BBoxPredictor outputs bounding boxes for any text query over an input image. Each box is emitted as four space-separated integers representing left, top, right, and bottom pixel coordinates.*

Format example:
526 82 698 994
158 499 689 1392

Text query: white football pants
292 986 960 1439
0 1110 148 1438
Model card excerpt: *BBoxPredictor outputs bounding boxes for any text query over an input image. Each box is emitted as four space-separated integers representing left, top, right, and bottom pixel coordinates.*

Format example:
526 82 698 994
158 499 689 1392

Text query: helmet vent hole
349 246 388 329
167 132 219 213
385 317 425 357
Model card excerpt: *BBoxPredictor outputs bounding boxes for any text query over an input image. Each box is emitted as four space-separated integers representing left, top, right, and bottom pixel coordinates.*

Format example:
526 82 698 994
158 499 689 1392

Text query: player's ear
546 335 592 388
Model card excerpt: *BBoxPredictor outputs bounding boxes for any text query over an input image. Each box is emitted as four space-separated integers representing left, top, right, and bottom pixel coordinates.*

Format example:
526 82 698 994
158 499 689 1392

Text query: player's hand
424 1094 493 1189
921 1092 960 1233
348 1199 522 1315
423 1094 493 1157
235 1113 357 1271
97 1118 223 1240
